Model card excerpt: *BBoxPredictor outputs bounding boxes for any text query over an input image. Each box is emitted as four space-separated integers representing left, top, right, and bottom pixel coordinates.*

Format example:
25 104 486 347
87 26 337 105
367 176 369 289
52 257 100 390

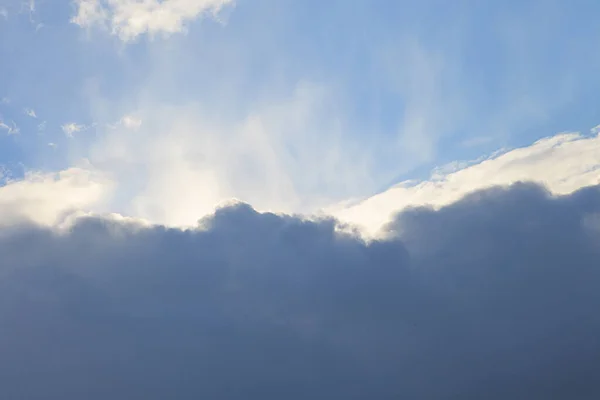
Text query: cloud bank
71 0 234 41
336 131 600 235
0 182 599 398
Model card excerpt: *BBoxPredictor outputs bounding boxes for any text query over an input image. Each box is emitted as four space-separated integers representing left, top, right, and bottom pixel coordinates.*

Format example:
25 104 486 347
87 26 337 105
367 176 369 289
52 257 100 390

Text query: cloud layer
336 131 600 235
1 182 599 398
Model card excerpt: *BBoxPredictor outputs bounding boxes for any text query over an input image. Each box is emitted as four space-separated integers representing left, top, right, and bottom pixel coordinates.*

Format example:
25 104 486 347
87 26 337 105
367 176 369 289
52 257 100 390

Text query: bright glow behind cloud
71 0 235 41
88 83 374 226
335 131 600 235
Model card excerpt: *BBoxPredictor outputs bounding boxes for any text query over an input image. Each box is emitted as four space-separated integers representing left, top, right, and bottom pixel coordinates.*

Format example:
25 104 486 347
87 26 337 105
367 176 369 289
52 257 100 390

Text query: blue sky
1 0 600 223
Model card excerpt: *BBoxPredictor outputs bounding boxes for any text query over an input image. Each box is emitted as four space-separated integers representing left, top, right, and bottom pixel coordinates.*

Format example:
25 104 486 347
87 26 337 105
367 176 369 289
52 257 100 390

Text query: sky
1 0 600 227
2 1 600 398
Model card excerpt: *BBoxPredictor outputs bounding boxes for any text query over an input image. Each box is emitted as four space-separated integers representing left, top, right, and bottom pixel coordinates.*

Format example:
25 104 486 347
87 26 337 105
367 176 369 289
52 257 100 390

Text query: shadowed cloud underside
1 182 599 398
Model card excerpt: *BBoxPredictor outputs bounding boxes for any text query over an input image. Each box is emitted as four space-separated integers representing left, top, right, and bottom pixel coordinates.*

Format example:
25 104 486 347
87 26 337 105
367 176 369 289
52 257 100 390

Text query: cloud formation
336 130 600 235
119 114 142 129
0 182 599 398
61 122 86 137
24 107 37 118
0 167 112 226
0 119 19 135
71 0 234 41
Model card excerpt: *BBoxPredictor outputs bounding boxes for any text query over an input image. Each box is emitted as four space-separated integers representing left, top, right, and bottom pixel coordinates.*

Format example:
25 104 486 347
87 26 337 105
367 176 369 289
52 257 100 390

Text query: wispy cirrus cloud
0 120 19 135
71 0 235 42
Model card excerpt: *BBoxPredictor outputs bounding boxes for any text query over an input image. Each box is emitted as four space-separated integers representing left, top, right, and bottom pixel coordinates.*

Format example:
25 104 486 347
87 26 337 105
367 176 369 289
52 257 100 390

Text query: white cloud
0 97 10 104
0 120 19 135
0 8 8 19
37 120 46 132
23 108 37 118
62 122 86 137
333 130 600 236
0 166 113 226
71 0 235 42
120 114 142 129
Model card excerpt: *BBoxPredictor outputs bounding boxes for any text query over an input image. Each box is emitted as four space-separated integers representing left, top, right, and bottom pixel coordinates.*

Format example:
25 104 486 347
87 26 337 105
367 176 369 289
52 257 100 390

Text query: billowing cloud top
1 182 600 398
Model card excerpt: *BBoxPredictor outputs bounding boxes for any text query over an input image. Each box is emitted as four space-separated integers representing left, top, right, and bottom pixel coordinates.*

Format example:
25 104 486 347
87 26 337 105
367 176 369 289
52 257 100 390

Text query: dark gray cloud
1 182 600 399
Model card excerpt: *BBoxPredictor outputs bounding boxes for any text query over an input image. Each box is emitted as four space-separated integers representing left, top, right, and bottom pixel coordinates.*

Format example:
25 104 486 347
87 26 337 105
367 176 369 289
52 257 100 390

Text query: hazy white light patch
0 166 113 227
0 120 19 135
24 0 35 13
23 108 37 118
0 8 7 19
0 97 9 104
334 130 600 236
62 122 86 137
37 121 46 132
71 0 235 42
87 83 375 226
48 142 57 148
120 114 142 129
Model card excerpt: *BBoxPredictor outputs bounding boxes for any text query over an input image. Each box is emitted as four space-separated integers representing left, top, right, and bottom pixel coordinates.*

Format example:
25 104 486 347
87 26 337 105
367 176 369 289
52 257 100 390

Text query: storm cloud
1 182 600 399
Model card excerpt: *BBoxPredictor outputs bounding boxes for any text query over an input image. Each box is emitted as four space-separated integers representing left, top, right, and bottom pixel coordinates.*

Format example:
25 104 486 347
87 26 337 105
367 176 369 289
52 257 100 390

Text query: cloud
335 130 600 235
23 0 35 13
0 97 9 104
120 114 142 129
0 8 7 19
71 0 235 42
23 107 37 118
0 120 19 135
0 166 113 227
37 120 46 132
108 114 142 130
61 122 86 137
0 182 599 398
